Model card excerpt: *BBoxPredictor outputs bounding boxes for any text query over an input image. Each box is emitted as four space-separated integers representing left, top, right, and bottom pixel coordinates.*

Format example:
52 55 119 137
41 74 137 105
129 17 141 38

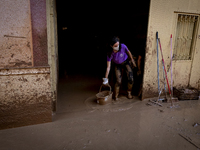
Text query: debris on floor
193 123 200 127
178 133 200 149
147 99 163 107
158 109 164 112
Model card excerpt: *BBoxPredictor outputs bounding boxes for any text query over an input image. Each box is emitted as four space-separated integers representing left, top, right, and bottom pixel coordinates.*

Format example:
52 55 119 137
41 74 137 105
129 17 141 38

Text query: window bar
175 15 182 60
188 16 195 59
182 15 187 60
189 16 198 59
184 15 189 60
179 15 184 60
186 15 191 60
183 15 188 60
174 14 198 60
176 15 181 60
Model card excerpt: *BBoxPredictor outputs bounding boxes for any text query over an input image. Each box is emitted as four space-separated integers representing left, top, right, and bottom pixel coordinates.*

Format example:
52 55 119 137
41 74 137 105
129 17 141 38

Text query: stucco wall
142 0 200 99
0 0 53 129
0 67 52 129
0 0 33 68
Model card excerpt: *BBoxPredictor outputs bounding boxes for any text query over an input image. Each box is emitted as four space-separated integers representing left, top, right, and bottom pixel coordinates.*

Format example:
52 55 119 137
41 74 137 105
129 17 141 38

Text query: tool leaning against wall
148 32 175 107
158 33 173 106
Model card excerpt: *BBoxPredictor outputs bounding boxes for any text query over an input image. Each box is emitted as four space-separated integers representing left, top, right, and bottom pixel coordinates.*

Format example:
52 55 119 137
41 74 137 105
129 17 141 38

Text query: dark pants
114 59 134 91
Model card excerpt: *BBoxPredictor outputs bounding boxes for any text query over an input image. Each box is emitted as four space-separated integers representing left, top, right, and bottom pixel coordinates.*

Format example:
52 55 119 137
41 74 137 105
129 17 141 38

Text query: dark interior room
56 1 150 79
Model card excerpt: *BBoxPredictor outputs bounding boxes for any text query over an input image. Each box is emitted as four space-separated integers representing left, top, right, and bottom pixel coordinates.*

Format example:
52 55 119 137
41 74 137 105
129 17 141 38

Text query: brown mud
0 75 200 150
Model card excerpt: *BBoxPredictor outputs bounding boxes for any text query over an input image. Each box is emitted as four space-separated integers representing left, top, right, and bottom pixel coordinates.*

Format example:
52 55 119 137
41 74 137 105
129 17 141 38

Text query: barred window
174 14 199 60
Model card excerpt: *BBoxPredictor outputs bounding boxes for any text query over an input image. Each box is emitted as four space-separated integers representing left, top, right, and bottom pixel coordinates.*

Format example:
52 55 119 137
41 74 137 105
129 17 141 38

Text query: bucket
96 84 113 105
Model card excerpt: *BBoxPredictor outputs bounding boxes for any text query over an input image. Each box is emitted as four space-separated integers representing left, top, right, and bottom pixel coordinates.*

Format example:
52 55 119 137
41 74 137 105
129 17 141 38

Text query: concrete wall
0 0 33 68
0 67 52 129
142 0 200 99
0 0 53 129
46 0 58 112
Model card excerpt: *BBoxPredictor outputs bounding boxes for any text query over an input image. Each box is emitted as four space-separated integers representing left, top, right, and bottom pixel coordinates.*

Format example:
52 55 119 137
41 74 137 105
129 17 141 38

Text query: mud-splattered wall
0 67 52 129
0 0 52 129
142 0 200 99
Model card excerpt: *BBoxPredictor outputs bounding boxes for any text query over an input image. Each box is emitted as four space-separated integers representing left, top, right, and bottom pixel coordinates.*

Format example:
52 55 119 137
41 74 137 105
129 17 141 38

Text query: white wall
142 0 200 99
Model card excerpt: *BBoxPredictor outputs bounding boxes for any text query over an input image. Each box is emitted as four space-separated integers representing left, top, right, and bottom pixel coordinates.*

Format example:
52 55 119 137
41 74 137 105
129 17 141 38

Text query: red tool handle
158 38 171 95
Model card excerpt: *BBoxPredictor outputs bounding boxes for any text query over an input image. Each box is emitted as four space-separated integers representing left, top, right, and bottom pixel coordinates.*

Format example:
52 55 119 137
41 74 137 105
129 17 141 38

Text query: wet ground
0 75 200 150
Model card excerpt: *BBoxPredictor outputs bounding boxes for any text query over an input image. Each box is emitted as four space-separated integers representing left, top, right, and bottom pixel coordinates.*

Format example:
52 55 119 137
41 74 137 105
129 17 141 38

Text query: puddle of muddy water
84 95 140 112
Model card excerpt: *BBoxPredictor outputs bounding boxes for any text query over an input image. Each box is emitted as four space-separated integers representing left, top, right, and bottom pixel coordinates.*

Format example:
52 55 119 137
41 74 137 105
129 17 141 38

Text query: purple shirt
107 44 129 64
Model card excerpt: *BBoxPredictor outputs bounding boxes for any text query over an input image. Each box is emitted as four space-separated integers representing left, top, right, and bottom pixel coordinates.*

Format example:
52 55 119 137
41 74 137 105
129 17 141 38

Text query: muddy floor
0 75 200 150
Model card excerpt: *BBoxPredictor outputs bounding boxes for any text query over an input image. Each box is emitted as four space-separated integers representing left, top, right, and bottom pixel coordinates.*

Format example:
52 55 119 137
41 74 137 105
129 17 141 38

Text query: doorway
56 1 150 112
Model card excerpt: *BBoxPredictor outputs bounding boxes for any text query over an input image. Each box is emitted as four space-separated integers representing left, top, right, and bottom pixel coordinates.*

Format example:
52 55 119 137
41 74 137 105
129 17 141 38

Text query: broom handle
156 32 160 93
158 38 171 95
170 34 173 97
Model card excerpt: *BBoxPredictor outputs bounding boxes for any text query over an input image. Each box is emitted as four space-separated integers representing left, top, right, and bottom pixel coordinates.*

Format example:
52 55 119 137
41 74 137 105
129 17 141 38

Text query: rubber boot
114 85 120 101
127 83 133 99
127 91 133 99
